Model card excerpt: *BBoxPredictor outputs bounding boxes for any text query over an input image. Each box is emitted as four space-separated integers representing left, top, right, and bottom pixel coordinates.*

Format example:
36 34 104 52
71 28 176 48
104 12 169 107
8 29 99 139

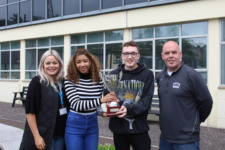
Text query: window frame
132 21 208 83
0 0 191 30
0 41 20 80
70 30 124 75
25 36 64 79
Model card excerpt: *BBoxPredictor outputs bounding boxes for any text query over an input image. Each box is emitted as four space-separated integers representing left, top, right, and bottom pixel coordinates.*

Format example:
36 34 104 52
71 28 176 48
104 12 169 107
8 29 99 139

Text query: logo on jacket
173 82 180 89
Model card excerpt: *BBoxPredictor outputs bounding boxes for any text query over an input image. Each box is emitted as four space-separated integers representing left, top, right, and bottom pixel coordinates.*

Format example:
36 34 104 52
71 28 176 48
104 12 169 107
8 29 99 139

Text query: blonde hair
38 50 64 91
66 48 101 84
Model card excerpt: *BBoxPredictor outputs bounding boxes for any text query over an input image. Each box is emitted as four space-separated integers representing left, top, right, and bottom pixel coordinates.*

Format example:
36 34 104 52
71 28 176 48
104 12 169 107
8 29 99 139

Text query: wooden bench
12 86 28 107
148 95 160 116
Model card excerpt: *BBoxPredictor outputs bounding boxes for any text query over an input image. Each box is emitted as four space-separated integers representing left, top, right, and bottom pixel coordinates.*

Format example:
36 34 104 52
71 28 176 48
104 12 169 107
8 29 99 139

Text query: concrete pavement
2 101 225 150
0 123 23 150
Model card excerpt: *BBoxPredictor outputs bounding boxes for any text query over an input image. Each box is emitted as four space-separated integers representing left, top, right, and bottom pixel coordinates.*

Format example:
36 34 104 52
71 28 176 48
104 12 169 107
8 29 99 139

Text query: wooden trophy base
106 105 121 117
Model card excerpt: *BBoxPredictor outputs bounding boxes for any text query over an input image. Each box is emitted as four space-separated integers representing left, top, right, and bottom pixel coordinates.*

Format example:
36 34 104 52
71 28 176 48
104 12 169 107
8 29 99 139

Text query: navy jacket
157 63 213 143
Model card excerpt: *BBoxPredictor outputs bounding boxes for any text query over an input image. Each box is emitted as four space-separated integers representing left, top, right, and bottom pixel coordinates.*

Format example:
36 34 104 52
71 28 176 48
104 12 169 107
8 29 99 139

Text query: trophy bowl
103 74 121 116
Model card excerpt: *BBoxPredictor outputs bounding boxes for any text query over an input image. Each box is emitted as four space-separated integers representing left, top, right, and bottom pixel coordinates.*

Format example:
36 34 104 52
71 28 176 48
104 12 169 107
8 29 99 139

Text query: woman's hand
101 92 118 103
26 114 46 150
102 112 108 117
34 134 46 150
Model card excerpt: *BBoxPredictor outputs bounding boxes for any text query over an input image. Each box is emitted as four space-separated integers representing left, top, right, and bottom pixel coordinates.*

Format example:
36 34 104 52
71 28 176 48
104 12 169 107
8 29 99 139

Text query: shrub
97 143 115 150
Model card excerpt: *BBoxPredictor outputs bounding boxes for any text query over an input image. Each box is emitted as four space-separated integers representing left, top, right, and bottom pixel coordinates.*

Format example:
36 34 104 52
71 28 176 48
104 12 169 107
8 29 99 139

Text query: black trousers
113 132 151 150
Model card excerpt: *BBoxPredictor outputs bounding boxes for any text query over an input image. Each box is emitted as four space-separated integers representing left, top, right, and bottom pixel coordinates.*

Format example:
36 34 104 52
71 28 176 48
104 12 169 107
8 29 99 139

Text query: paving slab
0 123 23 150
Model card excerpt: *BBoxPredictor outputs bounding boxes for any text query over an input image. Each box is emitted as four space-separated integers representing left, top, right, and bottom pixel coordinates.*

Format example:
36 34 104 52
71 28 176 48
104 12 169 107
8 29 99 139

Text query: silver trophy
103 74 121 116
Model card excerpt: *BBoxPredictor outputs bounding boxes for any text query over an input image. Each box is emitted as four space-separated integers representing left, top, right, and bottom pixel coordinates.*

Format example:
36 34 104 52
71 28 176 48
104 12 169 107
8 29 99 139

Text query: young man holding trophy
103 40 155 150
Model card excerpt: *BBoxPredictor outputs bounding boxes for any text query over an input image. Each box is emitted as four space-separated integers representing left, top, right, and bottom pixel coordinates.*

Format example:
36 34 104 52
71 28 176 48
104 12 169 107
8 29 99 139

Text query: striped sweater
64 78 103 114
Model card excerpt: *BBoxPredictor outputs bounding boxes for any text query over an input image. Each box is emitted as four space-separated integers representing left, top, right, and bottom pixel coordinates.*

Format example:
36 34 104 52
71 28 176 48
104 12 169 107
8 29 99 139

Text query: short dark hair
123 40 138 48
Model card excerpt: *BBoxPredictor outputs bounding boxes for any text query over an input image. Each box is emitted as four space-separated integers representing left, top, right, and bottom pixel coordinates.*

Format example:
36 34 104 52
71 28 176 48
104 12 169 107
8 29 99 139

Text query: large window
0 0 190 29
132 21 208 83
221 20 225 84
0 41 20 79
25 36 64 79
71 30 123 74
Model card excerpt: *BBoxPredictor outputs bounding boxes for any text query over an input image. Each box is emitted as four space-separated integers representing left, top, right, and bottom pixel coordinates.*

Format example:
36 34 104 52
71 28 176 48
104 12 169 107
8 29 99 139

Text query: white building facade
0 0 225 128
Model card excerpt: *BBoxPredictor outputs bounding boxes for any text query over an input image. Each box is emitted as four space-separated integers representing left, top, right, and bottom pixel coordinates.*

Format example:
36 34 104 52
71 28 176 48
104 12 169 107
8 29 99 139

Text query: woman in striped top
64 48 117 150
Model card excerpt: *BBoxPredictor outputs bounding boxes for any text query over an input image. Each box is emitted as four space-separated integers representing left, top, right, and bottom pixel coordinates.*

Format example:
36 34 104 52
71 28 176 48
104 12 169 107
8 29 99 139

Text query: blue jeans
51 136 65 150
65 111 99 150
159 137 200 150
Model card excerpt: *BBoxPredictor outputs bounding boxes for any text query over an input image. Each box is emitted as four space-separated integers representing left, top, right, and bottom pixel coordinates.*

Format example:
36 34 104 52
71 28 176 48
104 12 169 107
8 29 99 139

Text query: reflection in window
182 37 207 69
87 32 103 43
71 30 124 73
155 25 179 38
132 21 208 82
1 72 9 79
182 22 207 36
125 0 147 5
0 0 6 5
0 6 6 27
11 51 20 69
137 41 153 69
102 0 122 9
52 47 64 60
38 48 49 65
71 34 85 44
222 20 225 41
11 41 20 49
87 44 103 69
26 39 36 48
51 36 64 46
47 0 61 18
155 39 179 70
11 72 20 79
199 72 207 84
82 0 99 13
38 38 49 47
25 37 64 79
25 72 36 79
132 27 153 39
1 51 9 70
0 41 20 79
1 42 10 50
105 30 123 41
71 45 85 56
221 20 225 84
105 43 122 69
26 49 36 70
33 0 45 21
19 0 31 23
8 0 17 4
64 0 79 15
7 3 18 25
221 45 225 84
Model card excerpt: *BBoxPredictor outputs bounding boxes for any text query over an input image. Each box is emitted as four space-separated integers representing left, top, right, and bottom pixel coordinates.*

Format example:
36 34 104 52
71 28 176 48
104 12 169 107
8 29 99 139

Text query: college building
0 0 224 128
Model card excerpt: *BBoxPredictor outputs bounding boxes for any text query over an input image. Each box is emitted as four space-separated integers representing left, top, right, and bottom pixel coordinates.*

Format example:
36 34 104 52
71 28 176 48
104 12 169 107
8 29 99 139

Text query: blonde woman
20 50 69 150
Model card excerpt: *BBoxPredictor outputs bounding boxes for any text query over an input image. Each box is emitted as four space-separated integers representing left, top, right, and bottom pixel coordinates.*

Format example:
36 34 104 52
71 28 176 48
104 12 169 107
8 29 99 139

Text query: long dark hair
66 48 101 84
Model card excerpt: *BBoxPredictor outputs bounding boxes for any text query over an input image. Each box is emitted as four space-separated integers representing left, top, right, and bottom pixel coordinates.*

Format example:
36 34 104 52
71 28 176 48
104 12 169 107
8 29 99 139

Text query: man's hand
116 106 127 118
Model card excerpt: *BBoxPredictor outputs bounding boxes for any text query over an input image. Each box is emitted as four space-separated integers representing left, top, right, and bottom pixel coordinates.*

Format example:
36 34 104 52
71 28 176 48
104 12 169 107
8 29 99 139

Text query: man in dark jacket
157 41 213 150
104 40 155 150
